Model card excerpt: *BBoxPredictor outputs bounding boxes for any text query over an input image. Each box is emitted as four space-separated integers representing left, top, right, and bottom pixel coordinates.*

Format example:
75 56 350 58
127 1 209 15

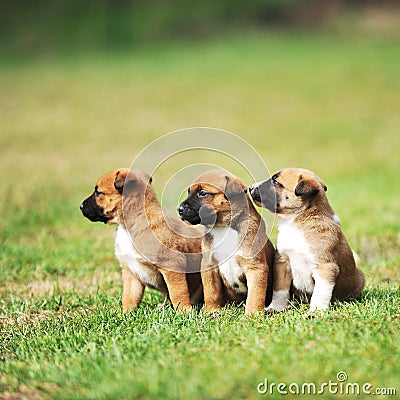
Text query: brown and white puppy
249 168 365 313
80 168 203 312
179 169 275 315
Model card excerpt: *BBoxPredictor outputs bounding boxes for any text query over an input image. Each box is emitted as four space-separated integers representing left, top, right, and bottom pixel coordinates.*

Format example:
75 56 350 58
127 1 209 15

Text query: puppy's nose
177 205 184 215
249 184 258 194
80 203 84 210
249 185 260 199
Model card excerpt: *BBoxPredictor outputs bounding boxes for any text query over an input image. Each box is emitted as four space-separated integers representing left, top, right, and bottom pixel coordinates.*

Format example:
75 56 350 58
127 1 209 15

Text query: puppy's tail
351 268 365 300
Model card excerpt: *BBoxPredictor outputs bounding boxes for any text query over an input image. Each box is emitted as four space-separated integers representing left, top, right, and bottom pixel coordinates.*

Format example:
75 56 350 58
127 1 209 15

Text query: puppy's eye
198 190 208 198
272 178 279 186
95 187 104 196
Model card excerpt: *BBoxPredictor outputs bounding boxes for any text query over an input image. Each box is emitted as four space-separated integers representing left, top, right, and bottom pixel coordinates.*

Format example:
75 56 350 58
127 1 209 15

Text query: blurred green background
1 1 400 399
1 0 399 307
2 0 400 58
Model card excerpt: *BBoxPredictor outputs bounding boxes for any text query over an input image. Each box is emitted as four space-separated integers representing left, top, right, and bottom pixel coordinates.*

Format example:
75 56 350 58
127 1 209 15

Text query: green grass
1 32 399 399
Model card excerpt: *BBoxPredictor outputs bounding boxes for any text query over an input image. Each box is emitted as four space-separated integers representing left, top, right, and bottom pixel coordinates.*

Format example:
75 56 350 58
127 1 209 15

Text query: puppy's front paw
178 305 193 314
266 290 290 314
309 297 330 314
245 309 264 317
265 303 287 314
266 296 289 313
308 304 328 314
204 306 222 317
308 301 329 318
122 303 140 313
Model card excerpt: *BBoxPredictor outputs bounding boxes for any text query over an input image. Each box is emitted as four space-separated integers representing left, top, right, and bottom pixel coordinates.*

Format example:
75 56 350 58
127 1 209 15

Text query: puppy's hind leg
351 268 365 300
266 253 292 313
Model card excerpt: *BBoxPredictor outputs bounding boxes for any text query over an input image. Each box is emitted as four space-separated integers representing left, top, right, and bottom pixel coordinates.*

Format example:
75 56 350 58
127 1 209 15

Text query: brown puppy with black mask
179 169 275 315
80 168 203 312
249 168 364 313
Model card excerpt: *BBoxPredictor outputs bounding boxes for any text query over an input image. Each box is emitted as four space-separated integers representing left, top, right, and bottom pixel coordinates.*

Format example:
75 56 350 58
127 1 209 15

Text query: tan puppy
249 168 365 313
178 169 275 315
80 168 203 312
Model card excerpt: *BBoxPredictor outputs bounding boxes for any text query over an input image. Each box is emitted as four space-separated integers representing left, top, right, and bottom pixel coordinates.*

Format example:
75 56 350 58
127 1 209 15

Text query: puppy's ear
114 169 136 193
295 176 320 197
138 169 152 185
224 175 247 200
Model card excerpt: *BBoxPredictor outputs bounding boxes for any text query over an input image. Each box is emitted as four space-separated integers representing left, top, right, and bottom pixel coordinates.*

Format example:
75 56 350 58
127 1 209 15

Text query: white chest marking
211 227 247 294
277 219 315 294
114 226 161 288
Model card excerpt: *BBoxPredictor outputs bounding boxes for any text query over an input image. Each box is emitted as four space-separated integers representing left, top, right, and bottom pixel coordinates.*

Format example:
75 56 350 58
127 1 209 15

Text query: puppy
179 169 275 315
80 168 203 312
249 168 365 313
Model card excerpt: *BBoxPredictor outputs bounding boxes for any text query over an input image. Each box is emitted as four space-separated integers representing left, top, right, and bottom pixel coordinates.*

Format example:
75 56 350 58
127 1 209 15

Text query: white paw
266 302 288 313
308 303 329 313
266 290 290 313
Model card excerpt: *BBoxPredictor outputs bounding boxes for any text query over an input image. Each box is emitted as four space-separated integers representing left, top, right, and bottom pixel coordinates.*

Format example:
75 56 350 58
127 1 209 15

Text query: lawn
1 32 399 399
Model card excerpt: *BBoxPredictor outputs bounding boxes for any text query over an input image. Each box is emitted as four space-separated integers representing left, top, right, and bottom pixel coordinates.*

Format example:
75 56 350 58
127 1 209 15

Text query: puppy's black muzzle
178 195 217 226
178 201 201 225
80 194 110 223
249 179 277 212
249 185 261 202
178 203 201 225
